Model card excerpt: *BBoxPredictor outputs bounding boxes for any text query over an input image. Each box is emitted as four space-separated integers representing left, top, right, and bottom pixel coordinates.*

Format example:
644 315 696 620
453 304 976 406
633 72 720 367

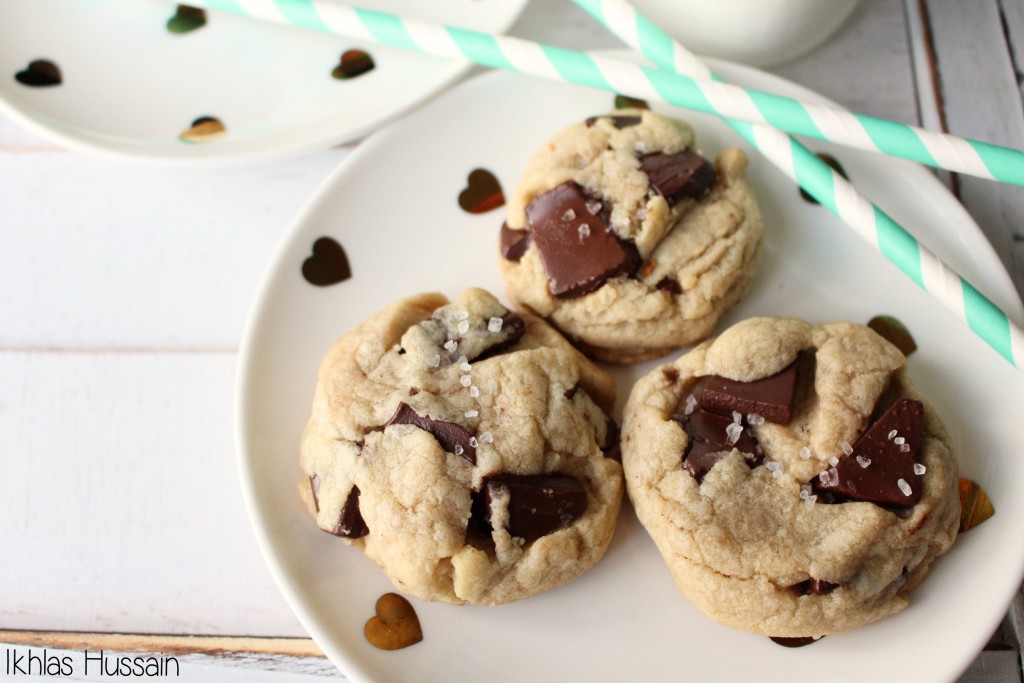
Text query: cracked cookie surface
300 288 622 605
498 109 764 363
621 317 960 636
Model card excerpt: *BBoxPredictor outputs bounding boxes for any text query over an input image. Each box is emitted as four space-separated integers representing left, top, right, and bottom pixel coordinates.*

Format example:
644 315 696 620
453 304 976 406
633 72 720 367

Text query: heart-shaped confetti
364 593 423 651
15 59 61 87
167 5 207 34
458 168 505 214
800 153 848 204
179 116 225 143
302 237 352 286
958 477 995 533
332 49 375 80
868 315 918 357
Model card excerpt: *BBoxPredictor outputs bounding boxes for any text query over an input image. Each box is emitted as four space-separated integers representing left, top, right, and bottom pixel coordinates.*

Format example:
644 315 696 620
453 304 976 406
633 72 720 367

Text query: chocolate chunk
329 486 368 538
309 475 321 512
584 115 642 129
525 182 639 298
770 636 822 648
794 578 839 595
673 408 762 483
500 222 531 261
655 276 682 295
473 311 526 362
701 361 798 425
387 402 476 464
814 398 924 508
640 150 715 205
477 473 587 542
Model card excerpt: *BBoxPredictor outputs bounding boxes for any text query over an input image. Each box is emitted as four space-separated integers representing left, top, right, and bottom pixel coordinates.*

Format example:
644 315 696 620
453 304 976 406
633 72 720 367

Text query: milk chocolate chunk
673 408 761 483
478 473 587 542
330 486 368 538
387 402 476 464
814 398 924 508
500 222 531 261
526 181 638 298
640 150 715 205
701 361 798 424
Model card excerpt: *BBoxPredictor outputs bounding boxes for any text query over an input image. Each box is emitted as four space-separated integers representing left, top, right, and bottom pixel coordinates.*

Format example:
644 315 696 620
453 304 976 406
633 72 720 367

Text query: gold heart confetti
364 593 423 651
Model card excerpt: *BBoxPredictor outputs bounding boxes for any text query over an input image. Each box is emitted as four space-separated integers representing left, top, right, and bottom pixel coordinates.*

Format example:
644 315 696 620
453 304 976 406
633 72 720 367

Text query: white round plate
237 60 1024 683
0 0 526 166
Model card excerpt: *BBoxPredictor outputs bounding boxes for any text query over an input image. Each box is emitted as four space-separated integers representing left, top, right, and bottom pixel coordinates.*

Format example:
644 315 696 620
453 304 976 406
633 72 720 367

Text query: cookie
621 317 959 636
498 109 764 363
299 288 623 605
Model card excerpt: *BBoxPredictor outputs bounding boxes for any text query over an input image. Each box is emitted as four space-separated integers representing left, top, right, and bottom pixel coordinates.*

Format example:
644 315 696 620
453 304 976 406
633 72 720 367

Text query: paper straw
186 0 1024 186
185 0 1023 367
570 0 1024 369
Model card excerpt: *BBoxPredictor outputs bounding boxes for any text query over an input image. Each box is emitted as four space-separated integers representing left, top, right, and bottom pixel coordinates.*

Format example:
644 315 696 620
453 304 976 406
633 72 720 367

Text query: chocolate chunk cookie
299 288 623 605
621 317 960 636
499 109 764 363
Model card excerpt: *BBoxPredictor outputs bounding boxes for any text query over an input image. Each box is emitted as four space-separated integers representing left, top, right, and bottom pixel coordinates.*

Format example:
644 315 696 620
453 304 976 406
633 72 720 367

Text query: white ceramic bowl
630 0 863 67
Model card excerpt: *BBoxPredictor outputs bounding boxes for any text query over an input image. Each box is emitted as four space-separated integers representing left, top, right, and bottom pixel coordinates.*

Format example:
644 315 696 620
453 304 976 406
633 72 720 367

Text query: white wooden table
2 0 1022 680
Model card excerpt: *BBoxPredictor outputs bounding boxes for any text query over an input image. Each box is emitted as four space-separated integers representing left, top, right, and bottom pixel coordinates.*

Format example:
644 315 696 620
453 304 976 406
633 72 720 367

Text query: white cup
630 0 863 67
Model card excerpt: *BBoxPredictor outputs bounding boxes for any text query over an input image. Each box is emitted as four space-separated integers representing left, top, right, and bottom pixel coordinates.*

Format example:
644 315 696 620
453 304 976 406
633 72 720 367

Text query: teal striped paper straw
187 0 1024 186
572 0 1022 370
185 0 1023 367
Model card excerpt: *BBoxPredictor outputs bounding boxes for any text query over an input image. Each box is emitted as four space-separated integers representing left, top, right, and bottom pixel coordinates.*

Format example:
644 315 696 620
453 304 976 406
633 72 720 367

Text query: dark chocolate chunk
329 486 368 538
770 636 822 648
655 276 682 295
309 475 321 513
525 182 639 298
584 115 642 129
814 398 924 508
477 473 587 542
794 578 839 595
673 408 762 483
473 312 526 362
387 402 476 464
701 361 798 425
499 222 531 261
640 150 715 205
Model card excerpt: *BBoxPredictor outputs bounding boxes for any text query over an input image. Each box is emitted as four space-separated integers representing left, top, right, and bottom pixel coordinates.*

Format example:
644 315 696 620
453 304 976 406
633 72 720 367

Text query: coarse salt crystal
769 462 784 478
636 207 648 221
578 223 591 240
800 483 813 495
427 354 441 368
469 436 479 447
455 310 469 321
900 443 910 453
635 141 647 153
800 446 811 460
454 445 464 456
480 431 494 443
586 200 602 215
841 441 853 456
731 411 742 424
488 317 503 333
444 339 458 353
894 436 905 445
725 422 743 445
913 463 927 475
465 409 479 418
856 455 872 468
829 456 839 467
460 361 472 373
897 478 912 497
887 429 897 440
747 413 765 426
684 394 697 416
819 467 838 487
460 375 472 387
562 208 576 221
457 320 470 335
804 495 818 507
469 386 480 398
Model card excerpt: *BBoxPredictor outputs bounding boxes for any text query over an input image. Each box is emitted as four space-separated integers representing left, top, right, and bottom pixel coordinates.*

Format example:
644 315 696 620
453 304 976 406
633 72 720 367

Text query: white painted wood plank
0 351 304 637
924 0 1024 300
0 142 346 351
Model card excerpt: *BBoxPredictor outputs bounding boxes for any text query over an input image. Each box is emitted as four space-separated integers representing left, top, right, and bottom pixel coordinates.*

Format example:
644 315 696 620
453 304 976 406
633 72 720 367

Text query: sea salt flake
469 436 479 448
469 386 480 398
457 320 470 335
460 375 472 387
747 413 765 426
585 200 602 215
897 478 912 497
480 431 494 444
443 339 458 353
454 445 464 456
427 354 441 368
635 207 648 221
841 441 853 456
913 463 927 475
562 208 576 221
800 446 811 460
731 411 742 424
578 223 591 240
856 455 872 468
455 310 469 321
465 409 479 418
887 429 897 440
635 141 647 153
829 456 839 467
900 443 910 453
804 495 818 507
487 317 503 333
460 361 472 373
894 436 905 445
725 422 743 445
684 394 698 416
